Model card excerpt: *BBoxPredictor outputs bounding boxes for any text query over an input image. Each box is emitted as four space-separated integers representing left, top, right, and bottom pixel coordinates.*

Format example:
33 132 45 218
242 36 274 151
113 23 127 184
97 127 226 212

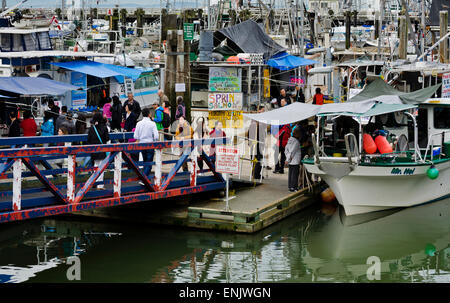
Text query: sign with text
442 73 450 98
216 146 240 174
208 92 243 111
71 71 87 109
208 111 243 129
183 23 194 40
175 83 186 92
209 67 242 93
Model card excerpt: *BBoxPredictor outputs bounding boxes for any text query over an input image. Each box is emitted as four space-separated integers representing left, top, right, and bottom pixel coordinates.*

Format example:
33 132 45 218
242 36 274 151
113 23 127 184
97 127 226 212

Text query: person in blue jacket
152 102 165 132
41 111 55 147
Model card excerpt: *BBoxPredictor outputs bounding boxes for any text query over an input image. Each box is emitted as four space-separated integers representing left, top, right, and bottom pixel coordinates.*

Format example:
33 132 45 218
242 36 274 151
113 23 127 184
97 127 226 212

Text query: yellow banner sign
208 111 243 129
263 69 270 98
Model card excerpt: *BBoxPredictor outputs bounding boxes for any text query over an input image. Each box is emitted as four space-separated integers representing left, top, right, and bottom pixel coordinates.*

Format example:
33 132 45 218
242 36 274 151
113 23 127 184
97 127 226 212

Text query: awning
267 52 318 71
0 77 80 96
244 101 416 125
348 78 441 104
50 61 142 81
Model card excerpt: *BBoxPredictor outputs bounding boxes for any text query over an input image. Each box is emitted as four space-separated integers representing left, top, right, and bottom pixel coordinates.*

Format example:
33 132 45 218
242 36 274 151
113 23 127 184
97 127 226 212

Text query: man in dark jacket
8 111 20 138
122 93 141 119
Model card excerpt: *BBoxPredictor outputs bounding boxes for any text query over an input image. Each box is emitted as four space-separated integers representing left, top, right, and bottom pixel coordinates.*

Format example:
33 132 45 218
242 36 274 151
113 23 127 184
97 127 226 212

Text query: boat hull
304 160 450 215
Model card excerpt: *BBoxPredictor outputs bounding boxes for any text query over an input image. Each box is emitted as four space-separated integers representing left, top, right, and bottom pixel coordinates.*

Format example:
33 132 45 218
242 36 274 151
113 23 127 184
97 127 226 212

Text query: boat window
0 34 11 51
23 33 39 51
12 34 23 52
134 73 158 89
434 107 450 129
38 32 52 50
417 108 428 148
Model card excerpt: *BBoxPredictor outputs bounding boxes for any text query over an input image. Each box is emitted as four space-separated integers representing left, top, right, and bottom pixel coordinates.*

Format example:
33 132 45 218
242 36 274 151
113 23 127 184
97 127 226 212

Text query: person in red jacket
313 87 324 105
20 110 37 137
274 124 291 174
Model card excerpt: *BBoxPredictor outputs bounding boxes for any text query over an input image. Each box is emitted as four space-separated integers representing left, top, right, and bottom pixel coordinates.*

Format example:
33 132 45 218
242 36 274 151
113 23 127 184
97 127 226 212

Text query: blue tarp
267 52 318 71
0 77 80 96
50 61 142 81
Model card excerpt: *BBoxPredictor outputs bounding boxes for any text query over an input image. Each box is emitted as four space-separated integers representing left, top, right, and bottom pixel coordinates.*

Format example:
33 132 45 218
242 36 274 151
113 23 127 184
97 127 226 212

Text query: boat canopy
49 61 142 81
348 78 441 104
267 52 318 71
0 77 80 96
244 101 417 125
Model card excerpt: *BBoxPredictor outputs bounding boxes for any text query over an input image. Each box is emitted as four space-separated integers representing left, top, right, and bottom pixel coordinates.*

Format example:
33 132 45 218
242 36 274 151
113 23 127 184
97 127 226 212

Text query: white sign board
175 83 186 92
208 92 243 111
216 146 239 175
442 73 450 98
124 77 134 96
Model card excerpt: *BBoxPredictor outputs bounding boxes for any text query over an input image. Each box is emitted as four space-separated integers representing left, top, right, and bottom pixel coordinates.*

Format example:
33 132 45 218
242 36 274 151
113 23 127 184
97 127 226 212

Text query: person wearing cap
152 101 164 131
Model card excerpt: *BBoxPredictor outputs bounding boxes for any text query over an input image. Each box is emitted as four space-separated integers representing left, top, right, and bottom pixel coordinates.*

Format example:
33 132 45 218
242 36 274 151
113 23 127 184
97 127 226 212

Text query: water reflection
1 198 450 282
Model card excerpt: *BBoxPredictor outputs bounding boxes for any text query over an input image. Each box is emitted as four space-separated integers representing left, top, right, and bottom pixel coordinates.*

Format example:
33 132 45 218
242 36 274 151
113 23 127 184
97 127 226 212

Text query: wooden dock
73 170 319 234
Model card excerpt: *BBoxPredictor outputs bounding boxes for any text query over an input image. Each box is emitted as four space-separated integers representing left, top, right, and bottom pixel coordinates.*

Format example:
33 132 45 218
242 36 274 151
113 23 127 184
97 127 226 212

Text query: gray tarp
348 78 441 104
214 20 286 60
428 0 450 26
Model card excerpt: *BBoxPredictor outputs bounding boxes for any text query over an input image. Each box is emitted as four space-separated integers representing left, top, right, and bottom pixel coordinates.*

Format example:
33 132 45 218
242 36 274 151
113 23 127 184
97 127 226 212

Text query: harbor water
2 197 450 283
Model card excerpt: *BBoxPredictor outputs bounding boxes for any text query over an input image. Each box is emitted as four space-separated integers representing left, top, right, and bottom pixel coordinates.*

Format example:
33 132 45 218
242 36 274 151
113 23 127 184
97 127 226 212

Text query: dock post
12 159 22 211
440 11 449 63
165 30 177 121
114 152 122 197
67 155 76 203
399 16 407 59
345 11 351 49
154 149 162 189
190 149 197 187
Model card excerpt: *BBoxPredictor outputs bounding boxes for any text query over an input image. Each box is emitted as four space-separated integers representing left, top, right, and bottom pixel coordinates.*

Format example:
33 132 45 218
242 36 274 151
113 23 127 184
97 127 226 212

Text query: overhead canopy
267 52 318 70
50 61 142 81
214 20 286 60
244 101 417 125
348 78 441 104
0 77 80 96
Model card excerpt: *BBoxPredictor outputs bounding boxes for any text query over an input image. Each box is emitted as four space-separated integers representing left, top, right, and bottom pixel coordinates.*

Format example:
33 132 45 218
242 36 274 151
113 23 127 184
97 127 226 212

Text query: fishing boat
302 101 450 216
244 79 450 216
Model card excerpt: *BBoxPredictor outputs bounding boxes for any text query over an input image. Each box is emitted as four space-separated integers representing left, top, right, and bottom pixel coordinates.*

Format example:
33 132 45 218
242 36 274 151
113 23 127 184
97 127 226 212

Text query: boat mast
421 0 426 60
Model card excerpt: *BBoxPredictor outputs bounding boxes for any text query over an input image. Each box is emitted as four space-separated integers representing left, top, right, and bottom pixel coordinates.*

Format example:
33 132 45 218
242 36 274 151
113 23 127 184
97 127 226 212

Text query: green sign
183 23 194 40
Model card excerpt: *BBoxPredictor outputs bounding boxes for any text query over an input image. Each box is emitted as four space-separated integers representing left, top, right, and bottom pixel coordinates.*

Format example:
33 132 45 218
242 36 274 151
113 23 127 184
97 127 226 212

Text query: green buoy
427 165 439 180
425 243 436 256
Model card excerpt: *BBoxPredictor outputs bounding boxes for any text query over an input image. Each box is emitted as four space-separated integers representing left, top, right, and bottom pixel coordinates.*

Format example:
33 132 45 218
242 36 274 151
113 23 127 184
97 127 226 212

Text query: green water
1 197 450 283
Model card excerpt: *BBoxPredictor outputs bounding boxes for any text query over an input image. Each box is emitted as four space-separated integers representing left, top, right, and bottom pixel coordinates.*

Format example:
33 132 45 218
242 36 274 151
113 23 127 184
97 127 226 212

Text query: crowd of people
3 85 318 193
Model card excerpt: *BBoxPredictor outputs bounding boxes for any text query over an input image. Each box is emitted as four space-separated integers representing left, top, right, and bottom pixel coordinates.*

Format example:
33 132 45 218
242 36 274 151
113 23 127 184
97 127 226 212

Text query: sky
21 0 216 9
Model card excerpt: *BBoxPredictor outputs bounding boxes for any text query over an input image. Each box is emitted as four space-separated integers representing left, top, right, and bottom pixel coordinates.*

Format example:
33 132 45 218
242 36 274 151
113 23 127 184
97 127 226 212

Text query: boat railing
344 133 360 169
424 130 450 161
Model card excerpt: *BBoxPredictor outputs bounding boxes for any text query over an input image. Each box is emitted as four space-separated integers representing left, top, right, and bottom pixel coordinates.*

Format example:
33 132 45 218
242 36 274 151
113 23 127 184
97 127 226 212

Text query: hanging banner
263 68 270 98
208 92 243 111
209 67 242 93
442 72 450 98
71 71 87 109
208 111 243 129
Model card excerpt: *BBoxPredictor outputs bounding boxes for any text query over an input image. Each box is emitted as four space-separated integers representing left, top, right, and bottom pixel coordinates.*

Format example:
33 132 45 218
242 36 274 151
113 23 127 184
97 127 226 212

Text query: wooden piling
399 16 407 59
164 30 177 119
440 11 449 63
345 11 351 49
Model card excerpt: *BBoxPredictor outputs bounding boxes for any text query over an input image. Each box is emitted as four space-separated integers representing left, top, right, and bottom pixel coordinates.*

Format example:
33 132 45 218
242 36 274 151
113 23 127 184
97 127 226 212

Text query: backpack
162 110 171 128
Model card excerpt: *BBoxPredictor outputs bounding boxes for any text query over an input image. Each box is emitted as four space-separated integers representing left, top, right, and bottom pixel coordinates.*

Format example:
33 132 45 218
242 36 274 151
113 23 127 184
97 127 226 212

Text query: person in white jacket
284 127 302 192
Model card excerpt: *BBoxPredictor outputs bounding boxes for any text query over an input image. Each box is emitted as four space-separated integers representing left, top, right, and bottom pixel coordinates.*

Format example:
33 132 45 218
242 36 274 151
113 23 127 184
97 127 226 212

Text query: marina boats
245 79 450 216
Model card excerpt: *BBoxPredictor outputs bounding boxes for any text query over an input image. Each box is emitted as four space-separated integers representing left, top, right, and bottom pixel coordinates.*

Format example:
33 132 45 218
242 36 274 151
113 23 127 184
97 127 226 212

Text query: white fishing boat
302 102 450 216
244 79 450 216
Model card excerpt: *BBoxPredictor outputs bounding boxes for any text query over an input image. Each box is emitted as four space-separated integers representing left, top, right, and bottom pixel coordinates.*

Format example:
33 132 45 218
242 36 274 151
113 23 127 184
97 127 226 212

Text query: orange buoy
375 135 393 154
320 187 336 203
363 133 377 154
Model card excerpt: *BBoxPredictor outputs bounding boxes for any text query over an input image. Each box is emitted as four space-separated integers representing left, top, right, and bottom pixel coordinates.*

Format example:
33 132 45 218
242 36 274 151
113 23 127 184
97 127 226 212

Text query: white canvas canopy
244 101 418 125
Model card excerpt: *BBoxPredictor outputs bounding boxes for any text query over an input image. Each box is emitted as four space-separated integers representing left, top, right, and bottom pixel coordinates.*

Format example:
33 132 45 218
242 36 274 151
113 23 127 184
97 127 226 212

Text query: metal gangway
0 133 229 224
